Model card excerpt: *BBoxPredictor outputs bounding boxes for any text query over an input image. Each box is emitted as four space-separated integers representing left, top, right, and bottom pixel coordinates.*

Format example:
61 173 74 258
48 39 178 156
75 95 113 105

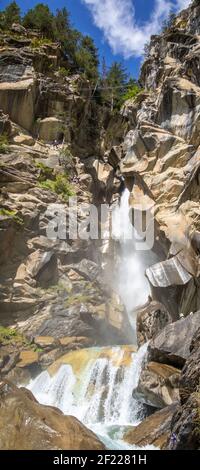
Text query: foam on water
28 344 151 449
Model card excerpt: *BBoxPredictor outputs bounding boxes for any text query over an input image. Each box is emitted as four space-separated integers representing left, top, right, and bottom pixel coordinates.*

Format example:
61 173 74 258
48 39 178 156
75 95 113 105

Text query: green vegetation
0 208 23 225
58 67 69 78
121 80 142 104
64 293 92 308
100 62 141 110
0 133 9 154
31 37 53 49
0 325 41 352
0 2 140 107
35 161 54 181
0 1 20 29
39 174 75 201
0 326 23 345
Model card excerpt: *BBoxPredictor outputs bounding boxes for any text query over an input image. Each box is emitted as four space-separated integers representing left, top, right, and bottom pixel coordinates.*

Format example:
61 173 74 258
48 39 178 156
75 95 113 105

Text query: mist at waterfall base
28 345 156 450
112 189 157 338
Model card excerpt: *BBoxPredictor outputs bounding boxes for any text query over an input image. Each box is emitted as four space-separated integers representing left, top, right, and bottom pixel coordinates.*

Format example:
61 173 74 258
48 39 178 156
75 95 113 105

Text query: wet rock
124 404 177 449
168 393 200 450
134 361 180 408
148 311 200 367
0 381 105 450
136 300 172 346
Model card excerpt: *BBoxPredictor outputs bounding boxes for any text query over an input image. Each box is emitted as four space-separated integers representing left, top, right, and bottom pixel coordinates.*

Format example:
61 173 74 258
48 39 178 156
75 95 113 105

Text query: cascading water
28 344 150 449
112 188 157 336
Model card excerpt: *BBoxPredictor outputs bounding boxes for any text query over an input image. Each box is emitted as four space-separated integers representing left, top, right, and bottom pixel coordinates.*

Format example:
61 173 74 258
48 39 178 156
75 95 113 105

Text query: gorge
0 0 200 452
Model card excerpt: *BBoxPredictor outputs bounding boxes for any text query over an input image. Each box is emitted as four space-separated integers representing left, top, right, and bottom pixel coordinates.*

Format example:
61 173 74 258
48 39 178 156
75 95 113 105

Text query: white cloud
82 0 191 58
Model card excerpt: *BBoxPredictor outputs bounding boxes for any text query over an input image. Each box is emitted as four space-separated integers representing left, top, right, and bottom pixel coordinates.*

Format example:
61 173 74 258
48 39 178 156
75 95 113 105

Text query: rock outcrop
0 381 105 450
118 0 200 317
136 300 172 347
148 310 200 367
124 404 177 449
134 361 180 408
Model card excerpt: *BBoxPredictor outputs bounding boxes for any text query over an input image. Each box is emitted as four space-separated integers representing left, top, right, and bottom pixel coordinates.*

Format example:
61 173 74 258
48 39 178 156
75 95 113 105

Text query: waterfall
28 344 149 449
26 189 157 449
112 189 156 335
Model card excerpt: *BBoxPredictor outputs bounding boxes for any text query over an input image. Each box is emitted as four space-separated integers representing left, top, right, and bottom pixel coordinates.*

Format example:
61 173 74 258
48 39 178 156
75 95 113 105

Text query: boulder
136 300 172 346
34 336 57 349
124 404 177 450
0 381 105 450
134 361 180 408
38 117 64 142
148 311 200 367
17 351 39 368
13 134 35 146
11 23 27 35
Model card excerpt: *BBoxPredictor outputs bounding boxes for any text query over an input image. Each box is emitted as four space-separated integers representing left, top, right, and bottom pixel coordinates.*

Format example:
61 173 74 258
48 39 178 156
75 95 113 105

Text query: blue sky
0 0 191 77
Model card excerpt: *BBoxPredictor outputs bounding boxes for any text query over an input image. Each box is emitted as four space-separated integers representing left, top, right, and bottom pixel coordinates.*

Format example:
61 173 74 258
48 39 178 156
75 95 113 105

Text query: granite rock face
118 0 200 317
148 311 200 367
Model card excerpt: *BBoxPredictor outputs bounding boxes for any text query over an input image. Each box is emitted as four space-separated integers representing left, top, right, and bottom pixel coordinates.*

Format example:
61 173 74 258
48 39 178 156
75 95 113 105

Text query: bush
0 208 23 225
35 161 54 181
0 133 9 154
121 84 142 104
58 67 69 78
39 174 75 201
31 37 53 48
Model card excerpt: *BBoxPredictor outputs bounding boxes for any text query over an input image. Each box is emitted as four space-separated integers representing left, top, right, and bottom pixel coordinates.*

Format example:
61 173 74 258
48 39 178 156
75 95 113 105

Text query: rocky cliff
120 0 200 449
118 0 200 317
0 25 131 388
0 0 200 451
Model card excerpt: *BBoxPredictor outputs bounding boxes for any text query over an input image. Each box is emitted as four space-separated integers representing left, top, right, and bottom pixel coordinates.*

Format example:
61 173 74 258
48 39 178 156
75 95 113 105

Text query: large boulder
136 300 172 346
0 381 105 450
124 404 177 450
134 361 180 408
148 311 200 367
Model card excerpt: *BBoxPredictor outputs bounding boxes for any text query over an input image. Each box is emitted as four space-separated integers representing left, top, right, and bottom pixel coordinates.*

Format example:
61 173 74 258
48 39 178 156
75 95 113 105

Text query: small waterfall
28 344 148 448
112 189 156 335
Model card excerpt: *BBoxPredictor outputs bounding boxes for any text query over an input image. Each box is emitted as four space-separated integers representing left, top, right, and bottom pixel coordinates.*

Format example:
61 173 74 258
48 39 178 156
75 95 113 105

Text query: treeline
0 2 141 109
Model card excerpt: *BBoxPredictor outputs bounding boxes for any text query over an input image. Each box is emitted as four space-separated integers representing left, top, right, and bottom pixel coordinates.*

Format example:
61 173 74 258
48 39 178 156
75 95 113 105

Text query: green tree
103 62 129 109
75 35 99 81
1 1 21 29
54 8 81 66
121 78 141 104
23 4 54 38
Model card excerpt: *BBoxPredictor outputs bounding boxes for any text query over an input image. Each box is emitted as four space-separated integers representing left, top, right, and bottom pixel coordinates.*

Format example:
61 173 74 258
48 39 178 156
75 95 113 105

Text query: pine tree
23 4 54 38
2 1 21 29
103 62 129 109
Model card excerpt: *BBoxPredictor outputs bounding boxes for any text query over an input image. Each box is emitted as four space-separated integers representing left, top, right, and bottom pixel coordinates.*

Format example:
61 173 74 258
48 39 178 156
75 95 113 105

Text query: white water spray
28 344 149 449
112 189 157 333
